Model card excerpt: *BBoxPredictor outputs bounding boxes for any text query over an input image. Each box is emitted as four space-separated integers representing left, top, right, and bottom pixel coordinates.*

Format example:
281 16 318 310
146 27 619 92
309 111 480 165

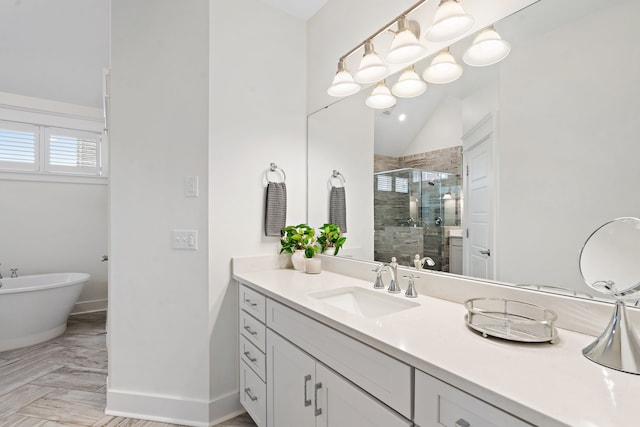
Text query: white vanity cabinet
267 329 411 427
414 370 532 427
238 284 267 427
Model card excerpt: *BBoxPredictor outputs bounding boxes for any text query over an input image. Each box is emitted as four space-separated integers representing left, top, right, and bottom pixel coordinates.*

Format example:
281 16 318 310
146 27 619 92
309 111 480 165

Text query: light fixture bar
337 0 428 62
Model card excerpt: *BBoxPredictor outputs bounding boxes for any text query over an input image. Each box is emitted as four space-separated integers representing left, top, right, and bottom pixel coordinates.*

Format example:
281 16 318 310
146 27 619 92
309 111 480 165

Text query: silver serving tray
464 298 558 343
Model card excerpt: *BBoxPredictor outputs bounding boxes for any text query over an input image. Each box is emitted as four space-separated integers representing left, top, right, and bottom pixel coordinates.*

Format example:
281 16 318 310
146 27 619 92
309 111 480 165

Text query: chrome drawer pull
244 387 258 402
244 298 258 307
314 382 323 416
455 419 470 427
243 325 258 336
243 351 257 363
304 374 312 407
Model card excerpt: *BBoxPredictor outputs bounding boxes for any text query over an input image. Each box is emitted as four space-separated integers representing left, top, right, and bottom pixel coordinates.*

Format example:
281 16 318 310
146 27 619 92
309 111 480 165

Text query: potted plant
280 224 317 270
317 223 346 256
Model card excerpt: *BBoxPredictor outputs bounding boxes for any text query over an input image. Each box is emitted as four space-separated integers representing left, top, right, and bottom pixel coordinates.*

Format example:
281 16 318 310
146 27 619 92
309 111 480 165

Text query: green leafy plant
280 224 318 258
317 223 346 256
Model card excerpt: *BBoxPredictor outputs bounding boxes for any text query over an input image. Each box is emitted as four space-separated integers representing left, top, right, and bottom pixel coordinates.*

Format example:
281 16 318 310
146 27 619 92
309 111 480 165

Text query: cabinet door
267 329 316 427
316 363 411 427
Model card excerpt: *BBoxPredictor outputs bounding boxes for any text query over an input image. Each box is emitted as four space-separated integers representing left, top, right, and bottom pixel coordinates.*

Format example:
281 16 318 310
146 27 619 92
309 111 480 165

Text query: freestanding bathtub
0 272 90 352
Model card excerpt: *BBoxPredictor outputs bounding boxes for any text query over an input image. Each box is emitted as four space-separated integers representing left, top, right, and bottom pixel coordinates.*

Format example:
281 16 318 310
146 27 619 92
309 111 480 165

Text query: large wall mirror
308 0 640 300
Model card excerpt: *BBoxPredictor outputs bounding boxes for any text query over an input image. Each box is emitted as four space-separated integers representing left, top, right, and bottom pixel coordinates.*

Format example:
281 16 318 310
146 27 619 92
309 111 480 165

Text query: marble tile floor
0 311 256 427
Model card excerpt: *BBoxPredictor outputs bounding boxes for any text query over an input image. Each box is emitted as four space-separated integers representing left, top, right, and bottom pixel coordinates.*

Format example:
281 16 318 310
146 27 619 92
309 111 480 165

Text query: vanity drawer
240 360 266 427
240 335 266 381
415 370 532 427
239 283 266 322
240 309 266 352
267 299 412 419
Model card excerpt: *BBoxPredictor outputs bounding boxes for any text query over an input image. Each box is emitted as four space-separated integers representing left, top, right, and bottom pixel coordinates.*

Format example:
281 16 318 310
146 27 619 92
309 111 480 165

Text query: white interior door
463 115 495 280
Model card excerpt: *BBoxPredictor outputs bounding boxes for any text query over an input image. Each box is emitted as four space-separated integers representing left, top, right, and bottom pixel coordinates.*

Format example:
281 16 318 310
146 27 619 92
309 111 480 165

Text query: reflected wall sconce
462 26 511 66
392 65 427 98
327 0 512 108
366 80 397 109
423 48 463 84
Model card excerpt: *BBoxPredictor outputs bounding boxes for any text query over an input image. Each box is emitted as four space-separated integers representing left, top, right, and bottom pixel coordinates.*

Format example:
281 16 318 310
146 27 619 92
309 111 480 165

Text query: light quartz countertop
233 266 640 427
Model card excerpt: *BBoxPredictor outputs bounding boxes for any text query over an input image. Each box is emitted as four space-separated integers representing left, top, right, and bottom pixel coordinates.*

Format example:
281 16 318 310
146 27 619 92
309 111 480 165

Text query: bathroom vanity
234 255 640 427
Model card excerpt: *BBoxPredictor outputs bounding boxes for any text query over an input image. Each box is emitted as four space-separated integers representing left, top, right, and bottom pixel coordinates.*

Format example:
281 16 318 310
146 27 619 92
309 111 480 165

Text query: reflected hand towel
329 186 347 233
265 181 287 236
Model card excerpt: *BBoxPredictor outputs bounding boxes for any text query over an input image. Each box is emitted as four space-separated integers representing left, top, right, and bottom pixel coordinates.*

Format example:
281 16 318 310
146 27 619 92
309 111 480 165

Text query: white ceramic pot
305 257 321 274
291 250 306 270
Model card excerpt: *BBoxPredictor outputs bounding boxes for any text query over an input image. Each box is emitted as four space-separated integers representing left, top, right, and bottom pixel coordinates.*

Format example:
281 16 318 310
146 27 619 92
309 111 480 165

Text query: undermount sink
309 286 419 319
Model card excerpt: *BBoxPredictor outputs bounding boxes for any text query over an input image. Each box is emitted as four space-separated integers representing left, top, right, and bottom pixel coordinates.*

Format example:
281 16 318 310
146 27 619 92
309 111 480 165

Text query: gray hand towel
329 186 347 233
265 182 287 236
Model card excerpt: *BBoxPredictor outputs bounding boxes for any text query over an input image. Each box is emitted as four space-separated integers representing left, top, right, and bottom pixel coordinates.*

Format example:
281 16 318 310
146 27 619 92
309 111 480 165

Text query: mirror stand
583 299 640 375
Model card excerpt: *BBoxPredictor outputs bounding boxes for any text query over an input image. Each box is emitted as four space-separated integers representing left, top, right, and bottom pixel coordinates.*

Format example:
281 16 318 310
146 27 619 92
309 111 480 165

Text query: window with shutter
0 121 38 171
45 128 101 175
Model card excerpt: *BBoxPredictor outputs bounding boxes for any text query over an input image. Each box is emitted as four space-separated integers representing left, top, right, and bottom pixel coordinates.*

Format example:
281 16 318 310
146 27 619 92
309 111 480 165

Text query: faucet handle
10 268 17 278
403 274 419 298
372 265 385 289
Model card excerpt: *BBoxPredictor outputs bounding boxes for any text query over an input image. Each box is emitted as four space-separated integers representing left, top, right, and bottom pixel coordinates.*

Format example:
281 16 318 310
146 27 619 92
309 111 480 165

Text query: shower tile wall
374 147 463 271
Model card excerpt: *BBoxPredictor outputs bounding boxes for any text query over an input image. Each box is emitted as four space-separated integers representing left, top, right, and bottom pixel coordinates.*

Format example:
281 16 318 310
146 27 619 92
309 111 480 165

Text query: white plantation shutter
45 128 101 175
0 121 38 171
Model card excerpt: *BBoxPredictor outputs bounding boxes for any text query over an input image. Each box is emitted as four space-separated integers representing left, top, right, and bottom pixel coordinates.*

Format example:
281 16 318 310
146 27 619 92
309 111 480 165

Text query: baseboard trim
106 388 242 427
72 298 108 314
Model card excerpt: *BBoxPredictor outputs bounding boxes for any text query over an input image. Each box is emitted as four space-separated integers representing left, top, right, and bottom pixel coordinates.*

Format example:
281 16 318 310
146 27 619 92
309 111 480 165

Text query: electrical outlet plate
173 230 198 250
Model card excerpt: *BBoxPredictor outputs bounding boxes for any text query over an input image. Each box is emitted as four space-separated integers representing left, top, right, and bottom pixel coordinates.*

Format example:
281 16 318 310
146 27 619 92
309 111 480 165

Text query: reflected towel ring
330 170 346 187
265 162 286 183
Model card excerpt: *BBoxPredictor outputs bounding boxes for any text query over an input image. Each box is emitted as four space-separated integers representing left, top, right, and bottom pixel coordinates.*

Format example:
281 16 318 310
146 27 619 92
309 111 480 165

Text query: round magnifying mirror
578 217 640 375
579 217 640 297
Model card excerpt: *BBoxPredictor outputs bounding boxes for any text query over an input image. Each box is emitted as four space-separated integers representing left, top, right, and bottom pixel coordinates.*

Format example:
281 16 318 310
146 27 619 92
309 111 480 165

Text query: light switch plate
173 230 198 250
185 176 199 198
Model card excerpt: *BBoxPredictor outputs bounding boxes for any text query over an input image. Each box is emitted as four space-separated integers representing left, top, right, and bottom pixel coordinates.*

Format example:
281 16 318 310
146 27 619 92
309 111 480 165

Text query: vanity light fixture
424 0 475 43
327 59 361 97
386 17 427 65
366 80 397 109
422 48 463 84
462 26 511 66
354 40 390 84
392 65 427 98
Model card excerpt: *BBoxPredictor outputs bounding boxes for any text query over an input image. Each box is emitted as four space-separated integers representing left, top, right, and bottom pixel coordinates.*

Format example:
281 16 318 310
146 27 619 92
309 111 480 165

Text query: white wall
108 0 307 425
108 0 211 424
208 0 307 419
0 0 109 109
403 97 463 156
496 1 640 293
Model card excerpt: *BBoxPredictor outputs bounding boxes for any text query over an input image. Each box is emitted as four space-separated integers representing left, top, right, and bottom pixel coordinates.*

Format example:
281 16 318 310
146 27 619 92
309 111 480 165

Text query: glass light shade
327 62 361 97
391 66 427 98
386 18 427 64
354 42 389 84
366 81 397 109
422 50 463 84
463 27 511 66
425 0 475 43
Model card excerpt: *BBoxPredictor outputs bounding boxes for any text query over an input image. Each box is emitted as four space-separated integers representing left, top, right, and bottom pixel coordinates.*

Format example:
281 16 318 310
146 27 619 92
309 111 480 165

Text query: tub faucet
10 268 18 278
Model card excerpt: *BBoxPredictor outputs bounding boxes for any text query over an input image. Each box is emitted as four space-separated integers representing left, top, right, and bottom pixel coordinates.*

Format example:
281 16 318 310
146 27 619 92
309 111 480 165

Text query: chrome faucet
420 257 436 269
403 274 419 298
386 257 401 293
372 265 385 289
10 268 18 278
372 257 401 293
